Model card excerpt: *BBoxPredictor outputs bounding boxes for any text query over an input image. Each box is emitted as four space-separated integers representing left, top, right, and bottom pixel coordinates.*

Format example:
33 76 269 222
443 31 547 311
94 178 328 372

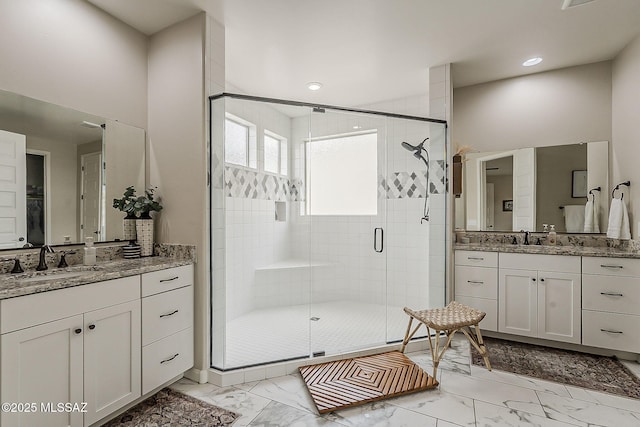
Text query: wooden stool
400 301 491 378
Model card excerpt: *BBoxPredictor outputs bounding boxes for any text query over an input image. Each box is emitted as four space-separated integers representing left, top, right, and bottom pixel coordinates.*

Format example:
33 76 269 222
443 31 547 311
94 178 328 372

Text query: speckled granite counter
0 256 193 300
455 243 640 259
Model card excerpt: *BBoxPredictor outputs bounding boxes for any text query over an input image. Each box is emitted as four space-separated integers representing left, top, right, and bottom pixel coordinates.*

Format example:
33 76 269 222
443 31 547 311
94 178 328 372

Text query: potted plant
133 187 162 256
132 187 163 219
113 186 138 240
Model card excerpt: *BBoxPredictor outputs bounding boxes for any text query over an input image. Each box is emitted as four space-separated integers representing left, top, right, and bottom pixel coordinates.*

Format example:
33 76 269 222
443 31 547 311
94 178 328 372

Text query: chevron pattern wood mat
299 351 438 414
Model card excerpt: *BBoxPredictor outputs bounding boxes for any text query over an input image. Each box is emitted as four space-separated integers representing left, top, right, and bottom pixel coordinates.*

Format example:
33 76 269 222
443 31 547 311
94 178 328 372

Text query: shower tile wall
288 110 435 311
218 94 446 368
224 100 297 320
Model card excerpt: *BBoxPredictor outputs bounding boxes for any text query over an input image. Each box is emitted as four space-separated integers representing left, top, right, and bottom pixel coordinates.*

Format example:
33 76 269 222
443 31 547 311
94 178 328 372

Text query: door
485 182 495 230
499 268 537 337
81 152 102 241
1 315 84 427
84 300 141 426
0 129 27 248
513 147 536 231
537 271 581 344
307 109 388 356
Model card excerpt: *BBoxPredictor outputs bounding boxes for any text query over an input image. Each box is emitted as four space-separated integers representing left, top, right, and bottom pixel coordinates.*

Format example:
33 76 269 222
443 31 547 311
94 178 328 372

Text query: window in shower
264 130 287 175
305 131 377 215
224 114 257 168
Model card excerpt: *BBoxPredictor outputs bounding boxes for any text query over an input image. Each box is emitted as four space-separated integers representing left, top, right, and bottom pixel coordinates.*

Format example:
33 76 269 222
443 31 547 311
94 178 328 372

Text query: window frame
224 113 257 169
263 129 288 176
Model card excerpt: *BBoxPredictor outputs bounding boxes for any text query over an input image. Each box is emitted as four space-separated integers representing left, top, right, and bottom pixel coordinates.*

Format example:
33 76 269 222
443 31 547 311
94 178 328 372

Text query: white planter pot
123 217 137 241
135 218 154 256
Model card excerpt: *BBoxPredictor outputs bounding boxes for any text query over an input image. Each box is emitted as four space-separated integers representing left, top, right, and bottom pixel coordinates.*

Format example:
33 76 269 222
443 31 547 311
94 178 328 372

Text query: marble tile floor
172 337 640 426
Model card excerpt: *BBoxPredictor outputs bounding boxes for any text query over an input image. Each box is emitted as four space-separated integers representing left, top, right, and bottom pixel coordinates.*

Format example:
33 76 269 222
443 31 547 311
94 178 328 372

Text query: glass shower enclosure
210 94 447 370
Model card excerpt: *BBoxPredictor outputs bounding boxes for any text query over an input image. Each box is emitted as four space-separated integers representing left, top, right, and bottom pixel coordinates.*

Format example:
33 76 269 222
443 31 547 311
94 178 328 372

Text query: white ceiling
88 0 640 108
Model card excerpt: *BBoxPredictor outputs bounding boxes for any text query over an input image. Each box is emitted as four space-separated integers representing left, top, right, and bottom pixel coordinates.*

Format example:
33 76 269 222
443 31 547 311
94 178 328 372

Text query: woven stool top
404 301 486 330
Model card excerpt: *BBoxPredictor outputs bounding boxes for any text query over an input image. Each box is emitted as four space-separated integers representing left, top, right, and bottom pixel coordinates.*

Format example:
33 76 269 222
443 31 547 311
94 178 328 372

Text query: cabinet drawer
142 285 193 345
455 251 497 268
499 253 580 273
582 310 640 353
1 276 140 334
582 257 640 277
142 264 194 297
455 266 497 299
142 328 193 394
582 275 640 315
454 296 497 332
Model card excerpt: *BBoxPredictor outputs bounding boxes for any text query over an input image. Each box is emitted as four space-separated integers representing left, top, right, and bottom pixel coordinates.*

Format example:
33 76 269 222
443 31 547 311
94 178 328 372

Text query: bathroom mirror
456 141 609 233
0 89 145 248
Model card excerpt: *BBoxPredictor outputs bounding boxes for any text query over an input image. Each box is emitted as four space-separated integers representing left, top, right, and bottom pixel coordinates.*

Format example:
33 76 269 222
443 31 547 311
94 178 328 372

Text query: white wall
0 0 148 129
612 34 640 238
453 61 612 152
148 13 208 374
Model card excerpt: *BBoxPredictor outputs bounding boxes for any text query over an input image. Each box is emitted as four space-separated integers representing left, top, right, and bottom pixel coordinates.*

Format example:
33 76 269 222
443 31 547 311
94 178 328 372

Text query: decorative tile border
225 166 300 201
225 162 446 201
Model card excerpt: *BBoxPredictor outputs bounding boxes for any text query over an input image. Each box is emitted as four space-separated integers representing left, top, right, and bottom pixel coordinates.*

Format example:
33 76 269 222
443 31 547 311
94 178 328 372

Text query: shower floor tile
224 301 412 369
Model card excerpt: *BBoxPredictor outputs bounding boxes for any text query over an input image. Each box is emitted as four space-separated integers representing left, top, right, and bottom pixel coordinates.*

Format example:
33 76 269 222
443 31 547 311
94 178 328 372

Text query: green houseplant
112 186 137 219
132 187 163 219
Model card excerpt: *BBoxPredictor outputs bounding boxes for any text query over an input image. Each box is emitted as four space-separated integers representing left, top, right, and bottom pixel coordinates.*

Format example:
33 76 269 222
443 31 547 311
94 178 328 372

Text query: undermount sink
18 271 90 283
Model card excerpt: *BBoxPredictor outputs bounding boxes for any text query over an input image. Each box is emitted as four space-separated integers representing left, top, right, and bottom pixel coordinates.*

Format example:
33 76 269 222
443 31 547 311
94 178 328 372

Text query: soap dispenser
548 225 557 246
84 236 96 265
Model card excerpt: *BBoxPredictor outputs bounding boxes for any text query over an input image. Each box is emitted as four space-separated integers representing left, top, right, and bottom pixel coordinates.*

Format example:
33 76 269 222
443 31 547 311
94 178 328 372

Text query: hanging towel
584 195 600 233
563 205 584 233
607 198 631 239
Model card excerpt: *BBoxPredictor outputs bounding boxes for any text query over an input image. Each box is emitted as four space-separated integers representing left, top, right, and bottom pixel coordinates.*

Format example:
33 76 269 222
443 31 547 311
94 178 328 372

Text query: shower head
402 138 429 166
401 138 429 154
401 141 419 152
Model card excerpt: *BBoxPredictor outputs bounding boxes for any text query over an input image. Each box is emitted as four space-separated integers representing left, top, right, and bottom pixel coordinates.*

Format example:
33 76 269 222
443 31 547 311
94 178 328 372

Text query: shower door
306 109 389 356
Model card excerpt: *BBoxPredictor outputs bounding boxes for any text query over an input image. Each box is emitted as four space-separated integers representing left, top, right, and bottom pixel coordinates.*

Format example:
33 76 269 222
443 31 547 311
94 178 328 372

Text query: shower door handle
374 228 384 253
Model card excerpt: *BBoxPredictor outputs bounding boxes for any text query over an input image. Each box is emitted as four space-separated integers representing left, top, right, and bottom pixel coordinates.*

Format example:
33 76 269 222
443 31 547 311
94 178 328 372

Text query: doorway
80 152 103 241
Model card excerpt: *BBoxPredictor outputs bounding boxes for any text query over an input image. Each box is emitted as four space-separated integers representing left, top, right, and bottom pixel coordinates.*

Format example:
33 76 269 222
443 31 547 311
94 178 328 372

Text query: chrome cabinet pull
467 280 484 284
160 276 179 283
600 264 623 269
468 257 484 261
160 309 179 318
600 329 623 334
600 292 624 297
160 353 179 364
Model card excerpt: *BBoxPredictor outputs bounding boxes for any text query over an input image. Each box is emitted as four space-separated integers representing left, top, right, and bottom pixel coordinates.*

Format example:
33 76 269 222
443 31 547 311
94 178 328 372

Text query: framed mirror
456 141 609 233
0 89 145 248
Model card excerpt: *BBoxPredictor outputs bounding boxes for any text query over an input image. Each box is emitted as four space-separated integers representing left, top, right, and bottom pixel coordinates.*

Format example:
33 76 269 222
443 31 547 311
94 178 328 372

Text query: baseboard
184 367 208 384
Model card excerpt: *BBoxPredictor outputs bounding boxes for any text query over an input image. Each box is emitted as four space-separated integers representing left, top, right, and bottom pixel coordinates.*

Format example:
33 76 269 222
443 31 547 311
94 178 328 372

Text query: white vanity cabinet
582 257 640 353
498 253 581 344
0 276 141 427
454 250 498 331
141 264 194 394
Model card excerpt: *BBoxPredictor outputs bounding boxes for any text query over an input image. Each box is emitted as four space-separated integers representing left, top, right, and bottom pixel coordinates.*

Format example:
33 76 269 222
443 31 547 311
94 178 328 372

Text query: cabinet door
84 300 141 426
499 268 537 337
537 271 581 344
1 315 84 427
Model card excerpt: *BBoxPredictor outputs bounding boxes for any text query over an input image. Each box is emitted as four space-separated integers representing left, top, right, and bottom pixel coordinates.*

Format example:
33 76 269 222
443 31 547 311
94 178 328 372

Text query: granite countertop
0 257 193 300
455 243 640 259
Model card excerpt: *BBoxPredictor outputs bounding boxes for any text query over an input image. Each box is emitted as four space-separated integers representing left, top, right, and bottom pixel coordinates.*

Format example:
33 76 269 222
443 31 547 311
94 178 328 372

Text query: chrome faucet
523 230 530 245
36 245 54 271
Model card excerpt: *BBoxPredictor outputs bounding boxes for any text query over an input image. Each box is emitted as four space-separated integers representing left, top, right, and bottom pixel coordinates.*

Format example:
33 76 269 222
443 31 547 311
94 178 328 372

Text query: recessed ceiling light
306 82 323 91
522 57 543 67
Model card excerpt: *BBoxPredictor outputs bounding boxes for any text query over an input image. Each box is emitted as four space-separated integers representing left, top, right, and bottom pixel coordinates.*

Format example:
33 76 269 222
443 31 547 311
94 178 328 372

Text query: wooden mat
299 351 438 414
